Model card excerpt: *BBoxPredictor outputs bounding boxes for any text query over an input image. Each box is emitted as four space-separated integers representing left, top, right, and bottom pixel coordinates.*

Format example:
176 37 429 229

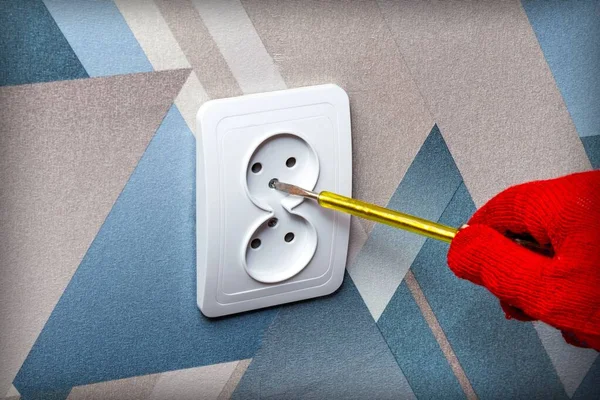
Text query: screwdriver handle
318 191 554 257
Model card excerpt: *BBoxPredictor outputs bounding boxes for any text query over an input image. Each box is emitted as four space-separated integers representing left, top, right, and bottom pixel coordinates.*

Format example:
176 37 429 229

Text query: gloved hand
447 170 600 351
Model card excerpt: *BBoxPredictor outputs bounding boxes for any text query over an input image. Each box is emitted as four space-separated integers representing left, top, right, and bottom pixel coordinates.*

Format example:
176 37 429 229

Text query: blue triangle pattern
233 272 416 399
0 0 88 86
581 135 600 169
378 126 567 398
14 105 277 398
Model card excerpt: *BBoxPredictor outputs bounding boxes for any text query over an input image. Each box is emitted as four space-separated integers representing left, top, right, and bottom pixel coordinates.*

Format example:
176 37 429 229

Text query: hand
447 171 600 351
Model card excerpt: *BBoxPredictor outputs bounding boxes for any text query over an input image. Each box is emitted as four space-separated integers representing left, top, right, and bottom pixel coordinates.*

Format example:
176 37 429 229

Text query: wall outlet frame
196 84 352 317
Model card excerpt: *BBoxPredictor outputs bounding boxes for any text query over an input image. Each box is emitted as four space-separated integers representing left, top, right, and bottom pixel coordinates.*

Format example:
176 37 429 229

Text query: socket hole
267 218 278 228
286 157 296 168
284 232 295 243
269 178 278 189
251 163 262 174
250 238 261 249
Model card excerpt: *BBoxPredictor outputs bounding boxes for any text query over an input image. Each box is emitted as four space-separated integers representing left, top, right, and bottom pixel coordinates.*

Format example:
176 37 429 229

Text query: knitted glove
447 170 600 351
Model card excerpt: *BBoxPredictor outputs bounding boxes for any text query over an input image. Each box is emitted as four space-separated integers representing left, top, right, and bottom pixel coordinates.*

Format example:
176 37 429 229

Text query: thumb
448 224 551 316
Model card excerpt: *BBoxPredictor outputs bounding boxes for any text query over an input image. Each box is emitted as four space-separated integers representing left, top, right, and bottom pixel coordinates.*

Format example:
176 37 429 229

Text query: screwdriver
271 179 554 256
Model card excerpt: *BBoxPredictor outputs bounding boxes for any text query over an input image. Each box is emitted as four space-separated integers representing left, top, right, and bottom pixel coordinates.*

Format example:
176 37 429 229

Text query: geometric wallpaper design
1 0 598 399
375 129 566 400
14 105 277 399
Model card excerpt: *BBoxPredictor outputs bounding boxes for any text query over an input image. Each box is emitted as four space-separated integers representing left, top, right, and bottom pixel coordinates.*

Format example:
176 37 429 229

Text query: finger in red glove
447 171 600 351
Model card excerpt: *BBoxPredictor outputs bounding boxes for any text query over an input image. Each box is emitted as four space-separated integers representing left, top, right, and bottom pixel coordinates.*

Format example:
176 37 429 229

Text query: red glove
447 170 600 351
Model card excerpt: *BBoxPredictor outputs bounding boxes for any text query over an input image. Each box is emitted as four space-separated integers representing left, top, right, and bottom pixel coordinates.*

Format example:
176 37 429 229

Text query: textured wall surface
0 0 598 399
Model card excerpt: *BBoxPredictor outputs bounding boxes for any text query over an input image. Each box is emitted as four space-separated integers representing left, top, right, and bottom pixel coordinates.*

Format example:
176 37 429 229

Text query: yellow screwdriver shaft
318 191 458 243
271 179 458 242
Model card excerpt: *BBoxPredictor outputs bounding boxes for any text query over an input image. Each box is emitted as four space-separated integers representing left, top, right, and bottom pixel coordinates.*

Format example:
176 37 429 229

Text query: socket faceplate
196 84 352 317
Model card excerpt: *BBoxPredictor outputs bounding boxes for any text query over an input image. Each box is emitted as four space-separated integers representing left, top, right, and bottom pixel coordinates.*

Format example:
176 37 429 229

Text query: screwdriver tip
270 179 319 200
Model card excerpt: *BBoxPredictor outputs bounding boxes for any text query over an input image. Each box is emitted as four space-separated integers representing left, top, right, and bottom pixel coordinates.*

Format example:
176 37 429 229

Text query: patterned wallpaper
0 0 598 399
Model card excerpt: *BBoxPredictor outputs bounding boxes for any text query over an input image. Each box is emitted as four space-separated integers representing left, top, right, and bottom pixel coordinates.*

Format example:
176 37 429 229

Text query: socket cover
196 84 352 317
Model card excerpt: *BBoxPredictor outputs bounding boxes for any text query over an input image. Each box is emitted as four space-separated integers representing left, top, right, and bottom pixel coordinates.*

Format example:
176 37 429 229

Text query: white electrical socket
196 84 352 317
